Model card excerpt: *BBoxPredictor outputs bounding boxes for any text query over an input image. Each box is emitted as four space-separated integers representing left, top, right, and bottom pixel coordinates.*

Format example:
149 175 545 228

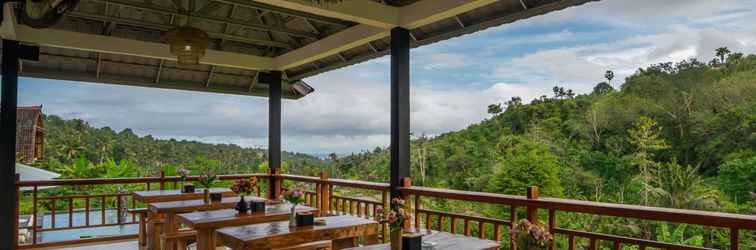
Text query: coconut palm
652 162 719 210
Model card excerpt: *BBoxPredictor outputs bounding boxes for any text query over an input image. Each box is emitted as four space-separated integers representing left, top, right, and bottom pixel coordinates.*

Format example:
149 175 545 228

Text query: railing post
14 174 20 248
159 170 165 190
319 172 330 216
414 194 421 230
401 178 412 230
731 228 739 250
267 169 282 200
548 209 555 250
526 186 539 223
32 186 38 244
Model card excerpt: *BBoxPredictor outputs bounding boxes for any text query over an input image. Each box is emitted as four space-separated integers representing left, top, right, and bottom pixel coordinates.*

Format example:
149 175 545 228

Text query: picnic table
133 188 234 250
342 230 500 250
176 203 318 250
216 215 379 250
149 195 265 250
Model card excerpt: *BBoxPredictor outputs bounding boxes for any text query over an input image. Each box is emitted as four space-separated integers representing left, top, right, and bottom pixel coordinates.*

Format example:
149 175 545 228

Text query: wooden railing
15 173 756 249
401 184 756 250
15 172 266 248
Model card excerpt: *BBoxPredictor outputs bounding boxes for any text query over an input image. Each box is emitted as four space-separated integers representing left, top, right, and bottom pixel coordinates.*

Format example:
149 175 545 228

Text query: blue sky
19 0 756 154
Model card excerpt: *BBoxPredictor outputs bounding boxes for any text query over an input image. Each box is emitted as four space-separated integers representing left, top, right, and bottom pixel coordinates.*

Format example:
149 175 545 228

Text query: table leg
147 211 164 250
162 212 178 250
196 228 216 250
332 237 358 250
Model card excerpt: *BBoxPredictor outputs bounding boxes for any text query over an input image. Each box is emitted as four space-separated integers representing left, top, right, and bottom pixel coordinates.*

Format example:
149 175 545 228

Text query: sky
19 0 756 155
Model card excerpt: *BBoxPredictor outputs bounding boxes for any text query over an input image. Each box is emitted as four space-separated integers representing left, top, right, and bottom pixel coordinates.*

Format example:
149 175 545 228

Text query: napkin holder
296 212 314 226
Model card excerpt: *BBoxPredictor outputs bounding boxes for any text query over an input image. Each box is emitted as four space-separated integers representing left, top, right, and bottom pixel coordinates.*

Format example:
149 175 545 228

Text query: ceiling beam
398 0 498 29
273 0 501 71
65 11 294 49
0 4 17 40
15 25 277 70
88 0 319 39
214 0 353 27
275 24 387 70
252 0 398 28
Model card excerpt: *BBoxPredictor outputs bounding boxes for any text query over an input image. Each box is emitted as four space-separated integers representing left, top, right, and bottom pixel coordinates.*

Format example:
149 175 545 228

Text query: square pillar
267 71 283 200
390 27 411 199
1 39 20 250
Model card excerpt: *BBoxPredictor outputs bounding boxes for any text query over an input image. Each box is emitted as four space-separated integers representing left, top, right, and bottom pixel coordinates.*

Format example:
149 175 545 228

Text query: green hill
328 49 755 211
35 115 325 178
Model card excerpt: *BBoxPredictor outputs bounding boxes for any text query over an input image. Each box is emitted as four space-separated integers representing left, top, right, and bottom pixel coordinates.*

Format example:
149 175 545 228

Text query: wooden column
2 39 37 249
267 71 283 200
390 27 411 199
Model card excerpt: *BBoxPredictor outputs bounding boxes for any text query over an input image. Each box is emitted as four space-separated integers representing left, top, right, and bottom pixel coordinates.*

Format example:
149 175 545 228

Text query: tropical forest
25 48 755 249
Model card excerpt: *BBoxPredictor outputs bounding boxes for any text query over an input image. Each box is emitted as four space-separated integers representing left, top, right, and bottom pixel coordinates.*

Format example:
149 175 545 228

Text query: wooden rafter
86 0 319 39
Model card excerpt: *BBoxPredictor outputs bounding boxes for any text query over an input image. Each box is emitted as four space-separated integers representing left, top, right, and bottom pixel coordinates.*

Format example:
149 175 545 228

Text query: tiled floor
38 240 139 250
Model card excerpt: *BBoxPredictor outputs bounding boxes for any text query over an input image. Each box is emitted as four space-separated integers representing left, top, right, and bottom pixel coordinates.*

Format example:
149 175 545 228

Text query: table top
176 203 317 230
149 196 266 214
133 188 233 203
216 215 379 250
343 230 500 250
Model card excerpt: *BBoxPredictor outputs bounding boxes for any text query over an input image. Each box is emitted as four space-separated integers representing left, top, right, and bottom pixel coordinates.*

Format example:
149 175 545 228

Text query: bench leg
138 215 147 247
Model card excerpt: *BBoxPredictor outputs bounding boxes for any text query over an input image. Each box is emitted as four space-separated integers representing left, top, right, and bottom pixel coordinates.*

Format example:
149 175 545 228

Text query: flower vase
203 189 210 204
390 228 402 250
289 205 297 227
235 196 248 214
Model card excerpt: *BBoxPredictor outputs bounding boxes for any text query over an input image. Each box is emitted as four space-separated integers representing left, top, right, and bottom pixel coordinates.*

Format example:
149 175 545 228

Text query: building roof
16 163 60 191
16 106 43 130
2 0 596 98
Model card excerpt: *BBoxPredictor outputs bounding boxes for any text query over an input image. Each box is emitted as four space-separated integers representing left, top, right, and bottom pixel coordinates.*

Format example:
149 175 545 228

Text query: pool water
24 209 139 243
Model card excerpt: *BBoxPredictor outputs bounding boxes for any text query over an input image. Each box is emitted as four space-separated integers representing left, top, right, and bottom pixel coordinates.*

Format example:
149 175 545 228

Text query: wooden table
133 188 234 203
176 203 318 250
216 215 379 250
343 230 500 250
133 188 233 250
149 196 265 250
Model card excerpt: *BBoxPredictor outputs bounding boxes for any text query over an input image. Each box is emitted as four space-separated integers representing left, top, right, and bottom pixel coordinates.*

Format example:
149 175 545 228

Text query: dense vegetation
33 116 324 177
311 49 756 248
29 48 754 249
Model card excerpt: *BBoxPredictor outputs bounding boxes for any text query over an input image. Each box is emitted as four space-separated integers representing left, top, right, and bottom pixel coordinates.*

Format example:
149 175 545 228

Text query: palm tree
487 103 503 115
605 70 614 84
652 163 719 210
715 47 731 64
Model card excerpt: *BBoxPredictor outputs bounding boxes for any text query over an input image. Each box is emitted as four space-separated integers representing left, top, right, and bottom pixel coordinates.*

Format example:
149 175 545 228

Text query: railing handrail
16 173 268 187
401 186 756 230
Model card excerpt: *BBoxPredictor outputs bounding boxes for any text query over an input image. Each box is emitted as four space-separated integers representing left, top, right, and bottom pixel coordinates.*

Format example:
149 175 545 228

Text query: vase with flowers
196 168 217 204
511 219 553 250
283 187 305 227
177 168 194 193
231 178 255 214
376 198 411 250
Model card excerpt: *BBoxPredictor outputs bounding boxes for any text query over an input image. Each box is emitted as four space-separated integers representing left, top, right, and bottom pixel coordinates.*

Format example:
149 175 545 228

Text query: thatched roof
2 0 596 98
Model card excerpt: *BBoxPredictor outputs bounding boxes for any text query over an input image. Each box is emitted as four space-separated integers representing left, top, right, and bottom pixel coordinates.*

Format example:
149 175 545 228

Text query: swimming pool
23 209 139 243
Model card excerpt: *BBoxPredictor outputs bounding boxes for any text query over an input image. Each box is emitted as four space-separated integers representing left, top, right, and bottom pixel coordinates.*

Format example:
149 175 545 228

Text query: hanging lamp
164 26 209 65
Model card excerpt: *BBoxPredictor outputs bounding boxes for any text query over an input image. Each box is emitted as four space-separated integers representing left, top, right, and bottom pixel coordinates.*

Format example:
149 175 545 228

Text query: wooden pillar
390 27 411 199
267 71 283 200
2 39 37 250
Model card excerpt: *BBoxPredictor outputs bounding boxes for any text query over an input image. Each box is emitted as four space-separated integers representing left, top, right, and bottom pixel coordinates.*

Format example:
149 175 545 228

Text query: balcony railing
15 172 756 249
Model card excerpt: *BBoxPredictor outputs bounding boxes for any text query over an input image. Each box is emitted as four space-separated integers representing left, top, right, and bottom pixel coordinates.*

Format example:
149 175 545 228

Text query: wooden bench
162 230 197 250
277 241 332 250
128 208 149 246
